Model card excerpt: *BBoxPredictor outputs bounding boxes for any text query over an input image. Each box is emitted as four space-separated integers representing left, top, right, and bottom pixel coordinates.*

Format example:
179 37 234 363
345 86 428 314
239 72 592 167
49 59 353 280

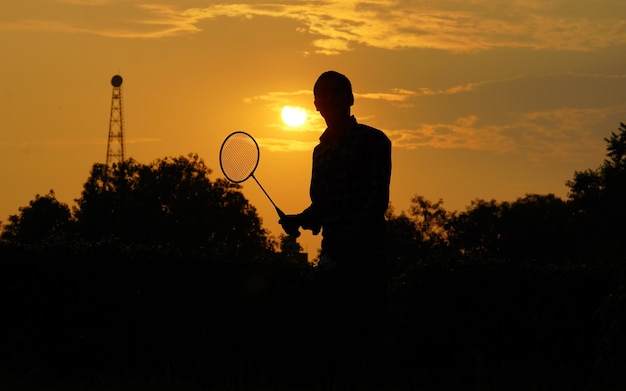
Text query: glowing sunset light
281 106 307 127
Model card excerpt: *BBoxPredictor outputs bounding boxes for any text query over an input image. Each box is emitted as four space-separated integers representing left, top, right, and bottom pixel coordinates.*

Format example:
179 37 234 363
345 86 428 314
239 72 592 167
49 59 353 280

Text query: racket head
219 131 260 183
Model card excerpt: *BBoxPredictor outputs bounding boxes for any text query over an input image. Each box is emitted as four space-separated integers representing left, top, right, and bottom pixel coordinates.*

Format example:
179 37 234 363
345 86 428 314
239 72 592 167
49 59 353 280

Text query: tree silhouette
385 205 421 267
384 197 452 271
447 194 573 263
408 195 451 250
448 198 503 259
1 190 72 244
567 122 626 262
499 194 573 263
73 154 274 257
605 123 626 170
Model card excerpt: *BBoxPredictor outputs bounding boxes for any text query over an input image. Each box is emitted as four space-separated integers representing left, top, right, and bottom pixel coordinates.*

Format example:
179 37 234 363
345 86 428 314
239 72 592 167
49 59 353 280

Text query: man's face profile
314 77 352 120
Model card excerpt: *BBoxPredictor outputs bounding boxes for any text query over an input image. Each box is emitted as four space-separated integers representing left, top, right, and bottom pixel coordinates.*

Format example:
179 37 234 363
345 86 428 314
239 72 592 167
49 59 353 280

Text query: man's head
314 71 354 126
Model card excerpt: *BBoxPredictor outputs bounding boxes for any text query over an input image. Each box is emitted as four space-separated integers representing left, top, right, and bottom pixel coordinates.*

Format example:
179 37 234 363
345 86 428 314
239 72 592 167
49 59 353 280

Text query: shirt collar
319 115 358 144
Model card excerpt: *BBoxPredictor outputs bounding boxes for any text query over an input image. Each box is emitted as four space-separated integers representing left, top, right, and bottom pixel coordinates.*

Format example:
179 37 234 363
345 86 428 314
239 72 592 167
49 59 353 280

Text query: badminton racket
219 131 286 219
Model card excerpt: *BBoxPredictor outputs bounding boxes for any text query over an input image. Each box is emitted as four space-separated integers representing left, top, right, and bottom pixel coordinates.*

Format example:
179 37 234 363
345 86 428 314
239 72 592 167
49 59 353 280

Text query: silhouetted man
280 70 392 385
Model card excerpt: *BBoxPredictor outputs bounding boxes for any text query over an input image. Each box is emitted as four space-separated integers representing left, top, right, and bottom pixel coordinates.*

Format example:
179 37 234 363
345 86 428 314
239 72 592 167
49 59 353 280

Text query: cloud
357 89 419 102
387 116 516 153
245 90 312 105
255 137 318 152
508 105 625 162
0 138 160 148
387 103 625 163
54 0 111 5
2 0 625 52
372 71 626 159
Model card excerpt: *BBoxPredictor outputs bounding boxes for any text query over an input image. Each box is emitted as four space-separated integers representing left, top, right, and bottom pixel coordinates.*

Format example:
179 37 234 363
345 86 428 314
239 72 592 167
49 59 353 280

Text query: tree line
1 154 275 260
3 124 626 269
386 122 626 268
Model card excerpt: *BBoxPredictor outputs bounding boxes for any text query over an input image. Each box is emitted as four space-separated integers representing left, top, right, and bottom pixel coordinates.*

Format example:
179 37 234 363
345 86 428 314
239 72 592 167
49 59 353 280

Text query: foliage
0 190 73 244
498 193 575 263
1 154 277 259
70 154 274 257
566 122 626 262
385 197 454 270
384 122 626 268
388 192 579 267
385 205 421 267
408 195 451 248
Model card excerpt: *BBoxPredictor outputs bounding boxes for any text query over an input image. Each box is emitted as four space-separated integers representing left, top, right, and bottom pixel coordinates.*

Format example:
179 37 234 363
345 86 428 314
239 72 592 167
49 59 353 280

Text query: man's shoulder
355 122 391 145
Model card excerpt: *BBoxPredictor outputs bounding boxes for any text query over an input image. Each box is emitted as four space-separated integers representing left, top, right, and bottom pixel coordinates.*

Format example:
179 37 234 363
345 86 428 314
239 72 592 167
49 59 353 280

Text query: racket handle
277 209 301 238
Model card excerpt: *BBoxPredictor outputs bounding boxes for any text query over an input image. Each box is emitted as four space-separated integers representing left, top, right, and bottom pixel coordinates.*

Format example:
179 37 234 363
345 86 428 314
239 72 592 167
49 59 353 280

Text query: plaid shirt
302 116 391 258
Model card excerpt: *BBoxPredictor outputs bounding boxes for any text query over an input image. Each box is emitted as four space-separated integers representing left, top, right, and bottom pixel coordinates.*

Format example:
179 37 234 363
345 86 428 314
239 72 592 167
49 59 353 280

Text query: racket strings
220 133 260 183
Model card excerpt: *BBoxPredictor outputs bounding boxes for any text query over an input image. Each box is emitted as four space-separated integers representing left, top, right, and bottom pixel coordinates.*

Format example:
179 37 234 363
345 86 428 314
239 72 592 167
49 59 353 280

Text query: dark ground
1 251 625 390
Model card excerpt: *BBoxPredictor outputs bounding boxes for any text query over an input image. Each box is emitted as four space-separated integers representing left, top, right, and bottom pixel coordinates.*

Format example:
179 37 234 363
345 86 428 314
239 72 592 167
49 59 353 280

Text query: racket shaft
252 175 285 218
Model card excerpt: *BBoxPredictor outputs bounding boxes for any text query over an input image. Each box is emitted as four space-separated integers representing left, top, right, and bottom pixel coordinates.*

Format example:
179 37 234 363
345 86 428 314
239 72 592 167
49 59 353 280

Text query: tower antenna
106 74 125 167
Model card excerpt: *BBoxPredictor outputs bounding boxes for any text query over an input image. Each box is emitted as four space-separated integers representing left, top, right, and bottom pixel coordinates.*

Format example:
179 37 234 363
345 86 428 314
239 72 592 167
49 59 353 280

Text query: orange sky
2 0 626 256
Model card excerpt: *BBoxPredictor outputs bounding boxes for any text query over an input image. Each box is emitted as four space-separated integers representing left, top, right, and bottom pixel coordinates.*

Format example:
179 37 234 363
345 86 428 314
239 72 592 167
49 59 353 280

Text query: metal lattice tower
105 75 125 167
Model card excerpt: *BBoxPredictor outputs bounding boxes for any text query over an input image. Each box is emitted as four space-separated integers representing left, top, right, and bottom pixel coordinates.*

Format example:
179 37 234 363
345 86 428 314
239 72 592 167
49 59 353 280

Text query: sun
281 106 307 127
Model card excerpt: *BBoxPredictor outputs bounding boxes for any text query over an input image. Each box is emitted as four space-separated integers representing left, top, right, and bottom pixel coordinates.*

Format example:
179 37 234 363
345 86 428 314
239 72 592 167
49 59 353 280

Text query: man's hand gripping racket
219 131 301 237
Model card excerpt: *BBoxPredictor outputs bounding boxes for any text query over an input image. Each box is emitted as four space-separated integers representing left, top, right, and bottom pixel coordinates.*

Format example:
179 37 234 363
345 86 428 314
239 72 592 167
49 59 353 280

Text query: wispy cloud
381 71 626 161
387 115 517 153
2 0 625 52
508 105 625 162
0 138 160 148
256 137 318 152
388 104 625 163
245 90 312 105
357 89 419 105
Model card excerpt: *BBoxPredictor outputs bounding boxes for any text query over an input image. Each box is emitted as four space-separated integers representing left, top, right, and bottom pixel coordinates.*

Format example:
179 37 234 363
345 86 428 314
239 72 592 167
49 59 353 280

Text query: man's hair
314 71 354 105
